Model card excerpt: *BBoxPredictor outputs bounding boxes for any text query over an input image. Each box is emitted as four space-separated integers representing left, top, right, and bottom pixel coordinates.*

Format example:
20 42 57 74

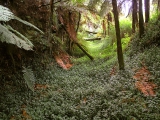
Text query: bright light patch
120 0 154 17
121 1 132 17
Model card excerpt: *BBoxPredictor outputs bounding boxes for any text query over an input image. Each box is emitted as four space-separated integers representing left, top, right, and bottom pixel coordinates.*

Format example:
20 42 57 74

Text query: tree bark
144 0 150 23
139 0 144 38
112 0 124 70
85 30 98 34
132 0 138 33
48 0 54 54
107 12 112 35
56 8 93 60
75 43 94 60
84 38 101 41
76 12 81 33
158 0 160 12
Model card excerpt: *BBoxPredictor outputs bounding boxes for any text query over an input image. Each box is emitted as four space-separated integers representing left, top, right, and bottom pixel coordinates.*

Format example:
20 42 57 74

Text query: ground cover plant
0 0 160 120
0 44 160 119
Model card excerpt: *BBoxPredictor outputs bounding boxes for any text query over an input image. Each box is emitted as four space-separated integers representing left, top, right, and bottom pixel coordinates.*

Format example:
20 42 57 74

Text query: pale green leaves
0 24 34 50
0 5 14 21
0 5 44 50
22 67 35 92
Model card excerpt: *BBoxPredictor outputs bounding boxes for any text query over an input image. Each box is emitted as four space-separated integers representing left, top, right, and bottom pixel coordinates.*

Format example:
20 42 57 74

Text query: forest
0 0 160 119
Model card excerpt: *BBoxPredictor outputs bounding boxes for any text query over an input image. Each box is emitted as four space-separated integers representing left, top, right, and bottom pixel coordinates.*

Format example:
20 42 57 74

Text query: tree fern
0 24 33 50
0 5 44 50
6 25 33 46
0 5 43 34
14 16 43 34
0 5 14 21
22 67 35 92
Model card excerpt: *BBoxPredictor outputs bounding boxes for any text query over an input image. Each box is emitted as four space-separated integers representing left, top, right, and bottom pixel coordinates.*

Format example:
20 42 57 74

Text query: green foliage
71 0 86 4
0 24 33 50
108 24 116 44
129 17 160 52
1 3 160 120
0 5 43 51
121 34 130 49
108 18 132 45
150 11 160 21
142 20 160 46
74 20 131 62
1 47 160 119
119 18 132 38
22 67 35 91
0 5 14 21
128 13 160 57
0 5 43 34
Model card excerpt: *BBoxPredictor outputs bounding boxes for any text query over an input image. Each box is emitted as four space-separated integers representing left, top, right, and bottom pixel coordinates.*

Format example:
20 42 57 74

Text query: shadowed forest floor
0 1 160 119
0 45 160 120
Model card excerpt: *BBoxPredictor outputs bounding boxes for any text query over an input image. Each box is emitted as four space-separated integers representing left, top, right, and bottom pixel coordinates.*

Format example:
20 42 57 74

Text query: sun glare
121 0 154 18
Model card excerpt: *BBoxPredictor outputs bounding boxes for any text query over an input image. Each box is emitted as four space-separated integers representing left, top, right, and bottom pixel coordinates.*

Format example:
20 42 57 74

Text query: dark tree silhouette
132 0 138 33
112 0 124 70
158 0 160 12
48 0 54 54
107 12 112 35
144 0 150 23
139 0 144 38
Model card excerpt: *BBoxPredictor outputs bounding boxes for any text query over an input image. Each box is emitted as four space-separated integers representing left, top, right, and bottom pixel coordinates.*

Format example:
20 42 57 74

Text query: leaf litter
133 63 157 96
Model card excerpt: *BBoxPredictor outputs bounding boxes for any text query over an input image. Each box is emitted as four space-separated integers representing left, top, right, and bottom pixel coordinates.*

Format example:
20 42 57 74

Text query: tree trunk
158 0 160 12
107 12 112 35
84 38 101 41
56 8 94 60
112 0 124 70
48 0 54 54
132 0 138 33
75 43 94 60
144 0 150 23
76 12 81 33
139 0 144 38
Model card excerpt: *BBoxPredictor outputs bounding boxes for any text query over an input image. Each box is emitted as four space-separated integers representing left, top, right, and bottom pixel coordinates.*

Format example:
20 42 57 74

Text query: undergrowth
0 43 160 119
0 14 160 120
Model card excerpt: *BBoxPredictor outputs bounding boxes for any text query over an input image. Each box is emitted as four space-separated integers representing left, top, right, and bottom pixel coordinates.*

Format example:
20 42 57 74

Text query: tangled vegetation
0 0 160 120
1 19 160 119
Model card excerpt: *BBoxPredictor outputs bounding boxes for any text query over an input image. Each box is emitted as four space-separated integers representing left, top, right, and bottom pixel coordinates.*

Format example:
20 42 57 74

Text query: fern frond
14 16 44 34
22 67 35 92
6 25 34 47
0 5 14 21
0 24 33 50
0 5 44 34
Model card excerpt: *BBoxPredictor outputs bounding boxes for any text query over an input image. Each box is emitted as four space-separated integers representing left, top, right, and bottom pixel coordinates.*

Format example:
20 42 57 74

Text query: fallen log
75 43 94 60
85 30 98 34
84 37 101 41
56 7 94 60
